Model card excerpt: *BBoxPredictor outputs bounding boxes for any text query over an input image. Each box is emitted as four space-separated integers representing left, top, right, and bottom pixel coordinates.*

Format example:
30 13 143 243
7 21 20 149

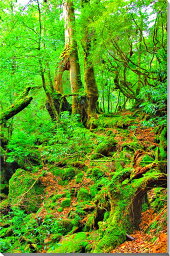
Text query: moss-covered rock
8 169 44 212
93 115 135 129
59 219 74 235
94 138 117 158
93 225 126 252
48 232 89 253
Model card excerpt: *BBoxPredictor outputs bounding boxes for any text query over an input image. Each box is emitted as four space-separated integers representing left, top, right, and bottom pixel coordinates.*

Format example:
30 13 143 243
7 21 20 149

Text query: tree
81 0 99 119
54 0 82 114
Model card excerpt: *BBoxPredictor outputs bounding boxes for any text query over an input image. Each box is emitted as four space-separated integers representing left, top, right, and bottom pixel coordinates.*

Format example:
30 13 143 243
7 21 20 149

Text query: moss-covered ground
0 110 167 253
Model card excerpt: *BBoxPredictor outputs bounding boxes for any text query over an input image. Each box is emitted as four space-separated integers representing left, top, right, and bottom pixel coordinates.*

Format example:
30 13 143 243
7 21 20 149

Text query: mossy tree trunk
84 58 98 118
54 0 82 114
64 0 82 114
40 62 60 120
81 0 99 120
54 47 70 94
93 170 167 253
0 87 33 124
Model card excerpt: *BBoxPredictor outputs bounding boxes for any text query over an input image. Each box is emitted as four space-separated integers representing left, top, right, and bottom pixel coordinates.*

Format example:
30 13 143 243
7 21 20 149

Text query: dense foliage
0 0 167 253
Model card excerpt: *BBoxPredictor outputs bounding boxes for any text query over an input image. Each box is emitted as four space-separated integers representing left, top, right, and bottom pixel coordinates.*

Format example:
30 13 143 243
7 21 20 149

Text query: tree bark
54 0 82 114
54 47 70 94
81 0 98 119
64 0 82 114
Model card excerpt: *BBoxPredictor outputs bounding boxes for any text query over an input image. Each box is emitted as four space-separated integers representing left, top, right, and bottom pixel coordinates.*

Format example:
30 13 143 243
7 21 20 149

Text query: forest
0 0 167 253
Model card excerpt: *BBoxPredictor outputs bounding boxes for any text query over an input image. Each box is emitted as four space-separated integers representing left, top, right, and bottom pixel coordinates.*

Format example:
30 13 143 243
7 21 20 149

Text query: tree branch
0 96 33 123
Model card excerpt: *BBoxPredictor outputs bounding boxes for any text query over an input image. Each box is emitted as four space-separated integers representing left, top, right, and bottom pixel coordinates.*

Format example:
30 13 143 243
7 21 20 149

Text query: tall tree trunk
81 0 98 119
55 0 82 114
64 0 82 114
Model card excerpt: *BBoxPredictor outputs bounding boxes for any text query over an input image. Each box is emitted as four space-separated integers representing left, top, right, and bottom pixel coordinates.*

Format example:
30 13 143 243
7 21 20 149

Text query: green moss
8 169 44 212
62 168 76 181
90 153 101 160
61 198 71 208
59 219 74 234
103 211 110 221
83 213 95 231
150 188 167 212
51 193 66 202
76 172 84 179
76 178 83 183
48 232 89 253
159 146 167 159
106 130 114 136
116 117 132 128
49 233 62 243
94 226 126 252
57 207 63 212
95 115 134 129
89 184 99 197
111 168 131 184
0 199 9 210
51 168 63 177
158 127 167 160
94 138 117 157
0 183 8 192
77 188 91 201
70 206 86 219
58 180 69 186
87 168 104 179
75 172 84 183
142 202 149 212
159 127 167 144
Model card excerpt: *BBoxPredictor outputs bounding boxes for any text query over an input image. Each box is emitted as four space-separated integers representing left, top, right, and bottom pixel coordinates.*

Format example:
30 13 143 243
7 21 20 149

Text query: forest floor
110 207 167 253
35 111 167 253
1 110 167 253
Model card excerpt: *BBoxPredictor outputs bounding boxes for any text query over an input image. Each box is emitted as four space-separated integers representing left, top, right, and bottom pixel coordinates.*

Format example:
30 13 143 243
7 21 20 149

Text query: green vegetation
8 169 44 212
0 0 167 253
